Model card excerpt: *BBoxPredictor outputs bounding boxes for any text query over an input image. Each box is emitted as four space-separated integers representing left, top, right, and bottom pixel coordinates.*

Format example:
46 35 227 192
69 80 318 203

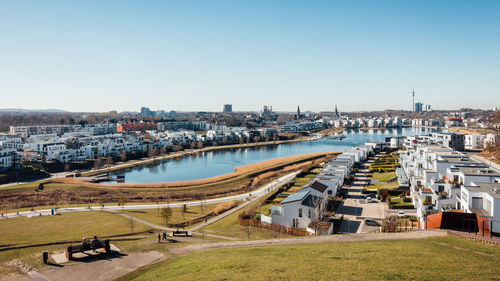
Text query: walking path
2 172 299 219
471 154 500 172
170 230 447 255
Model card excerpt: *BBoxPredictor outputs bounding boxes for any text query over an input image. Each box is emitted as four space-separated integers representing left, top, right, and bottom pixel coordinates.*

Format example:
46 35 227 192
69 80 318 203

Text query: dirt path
169 230 447 256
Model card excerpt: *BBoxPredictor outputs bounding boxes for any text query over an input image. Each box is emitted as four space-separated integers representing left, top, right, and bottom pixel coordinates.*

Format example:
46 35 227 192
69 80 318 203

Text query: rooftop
301 194 322 208
455 166 500 177
464 182 500 199
303 181 328 193
281 190 310 204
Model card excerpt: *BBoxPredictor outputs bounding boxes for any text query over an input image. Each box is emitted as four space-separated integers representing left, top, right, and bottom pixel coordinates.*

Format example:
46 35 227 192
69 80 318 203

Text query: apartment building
0 149 21 171
10 125 82 138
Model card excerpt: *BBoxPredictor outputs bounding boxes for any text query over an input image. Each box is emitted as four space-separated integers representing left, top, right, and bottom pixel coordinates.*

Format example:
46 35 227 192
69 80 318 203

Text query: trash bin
42 251 48 264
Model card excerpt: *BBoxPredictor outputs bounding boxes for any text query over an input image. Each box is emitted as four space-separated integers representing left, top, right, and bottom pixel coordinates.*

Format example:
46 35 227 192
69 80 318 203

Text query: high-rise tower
412 90 415 112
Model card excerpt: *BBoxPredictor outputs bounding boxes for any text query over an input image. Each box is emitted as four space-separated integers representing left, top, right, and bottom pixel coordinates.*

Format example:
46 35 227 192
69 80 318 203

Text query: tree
51 190 61 209
182 204 187 220
98 194 105 211
104 157 113 168
94 158 102 171
160 206 173 226
119 191 127 211
128 217 136 233
119 152 127 162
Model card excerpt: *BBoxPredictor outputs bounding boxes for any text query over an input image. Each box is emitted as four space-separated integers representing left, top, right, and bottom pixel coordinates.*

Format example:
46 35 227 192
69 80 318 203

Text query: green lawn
120 236 500 281
201 198 290 240
371 171 396 182
389 197 414 209
0 211 153 278
122 203 223 227
363 181 399 191
0 211 151 248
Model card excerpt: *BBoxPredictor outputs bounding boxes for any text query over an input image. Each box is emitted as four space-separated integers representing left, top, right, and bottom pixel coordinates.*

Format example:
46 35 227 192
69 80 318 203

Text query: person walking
158 233 161 243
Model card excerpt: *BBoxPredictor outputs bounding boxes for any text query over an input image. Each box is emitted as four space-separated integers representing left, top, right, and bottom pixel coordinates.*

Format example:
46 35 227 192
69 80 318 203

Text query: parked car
365 218 381 226
397 211 405 217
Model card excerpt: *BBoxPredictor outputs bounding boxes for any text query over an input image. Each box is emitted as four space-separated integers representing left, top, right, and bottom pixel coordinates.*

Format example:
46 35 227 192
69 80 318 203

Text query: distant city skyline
1 0 499 112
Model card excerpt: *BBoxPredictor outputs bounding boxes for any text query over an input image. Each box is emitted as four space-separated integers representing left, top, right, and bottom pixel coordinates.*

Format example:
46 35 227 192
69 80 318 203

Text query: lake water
108 127 438 183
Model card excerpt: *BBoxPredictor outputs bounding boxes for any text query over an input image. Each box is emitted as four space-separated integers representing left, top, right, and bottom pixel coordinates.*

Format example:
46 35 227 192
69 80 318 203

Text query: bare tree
104 157 113 168
98 194 105 211
119 191 127 211
128 217 136 233
119 152 127 162
160 206 173 226
94 158 102 171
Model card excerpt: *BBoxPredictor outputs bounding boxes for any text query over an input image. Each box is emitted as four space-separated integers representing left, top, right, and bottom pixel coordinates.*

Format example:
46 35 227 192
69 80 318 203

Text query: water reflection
107 127 438 183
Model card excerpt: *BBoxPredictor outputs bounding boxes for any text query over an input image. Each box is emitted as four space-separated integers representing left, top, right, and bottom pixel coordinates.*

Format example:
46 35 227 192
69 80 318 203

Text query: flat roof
464 183 500 199
455 166 500 177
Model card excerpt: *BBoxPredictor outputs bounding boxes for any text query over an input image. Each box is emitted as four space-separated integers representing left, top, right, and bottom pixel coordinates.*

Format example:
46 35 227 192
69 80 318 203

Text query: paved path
170 230 447 255
471 154 500 172
7 251 164 281
2 172 299 219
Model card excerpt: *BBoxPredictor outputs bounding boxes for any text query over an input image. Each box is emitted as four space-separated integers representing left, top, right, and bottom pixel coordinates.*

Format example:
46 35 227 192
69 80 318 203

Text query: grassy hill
119 235 500 281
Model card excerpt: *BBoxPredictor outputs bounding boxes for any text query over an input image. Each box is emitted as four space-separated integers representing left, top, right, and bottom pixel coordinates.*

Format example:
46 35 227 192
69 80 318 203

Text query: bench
66 239 111 260
172 230 189 237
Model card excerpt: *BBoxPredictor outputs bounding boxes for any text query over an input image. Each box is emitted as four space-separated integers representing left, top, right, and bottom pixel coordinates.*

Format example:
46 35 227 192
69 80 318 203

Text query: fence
238 213 308 236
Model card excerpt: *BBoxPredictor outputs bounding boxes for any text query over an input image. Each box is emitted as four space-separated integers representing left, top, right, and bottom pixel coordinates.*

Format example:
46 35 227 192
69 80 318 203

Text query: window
308 209 312 218
298 208 302 217
292 218 298 228
471 197 483 210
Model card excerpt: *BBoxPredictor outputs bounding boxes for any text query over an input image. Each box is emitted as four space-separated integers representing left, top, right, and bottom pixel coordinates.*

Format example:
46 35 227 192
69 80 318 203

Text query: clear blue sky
0 0 499 112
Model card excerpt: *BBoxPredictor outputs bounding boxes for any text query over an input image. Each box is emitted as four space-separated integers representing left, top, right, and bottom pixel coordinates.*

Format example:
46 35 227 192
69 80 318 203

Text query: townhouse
399 138 500 228
460 182 500 232
271 143 374 235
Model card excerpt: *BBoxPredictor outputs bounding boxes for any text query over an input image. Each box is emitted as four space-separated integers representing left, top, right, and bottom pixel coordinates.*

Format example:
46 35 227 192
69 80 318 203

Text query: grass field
0 212 151 248
389 197 414 209
371 171 396 182
363 181 399 191
122 203 226 227
0 211 153 278
120 235 500 281
201 195 290 240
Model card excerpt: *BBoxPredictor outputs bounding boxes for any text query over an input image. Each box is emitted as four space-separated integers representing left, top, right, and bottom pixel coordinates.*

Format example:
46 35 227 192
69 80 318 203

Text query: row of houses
389 132 496 151
280 120 325 133
270 143 378 235
9 124 116 138
400 139 500 232
2 123 278 166
327 116 404 128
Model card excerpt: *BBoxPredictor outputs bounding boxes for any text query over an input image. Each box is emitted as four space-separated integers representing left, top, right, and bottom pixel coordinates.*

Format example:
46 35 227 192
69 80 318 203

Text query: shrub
213 201 236 215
